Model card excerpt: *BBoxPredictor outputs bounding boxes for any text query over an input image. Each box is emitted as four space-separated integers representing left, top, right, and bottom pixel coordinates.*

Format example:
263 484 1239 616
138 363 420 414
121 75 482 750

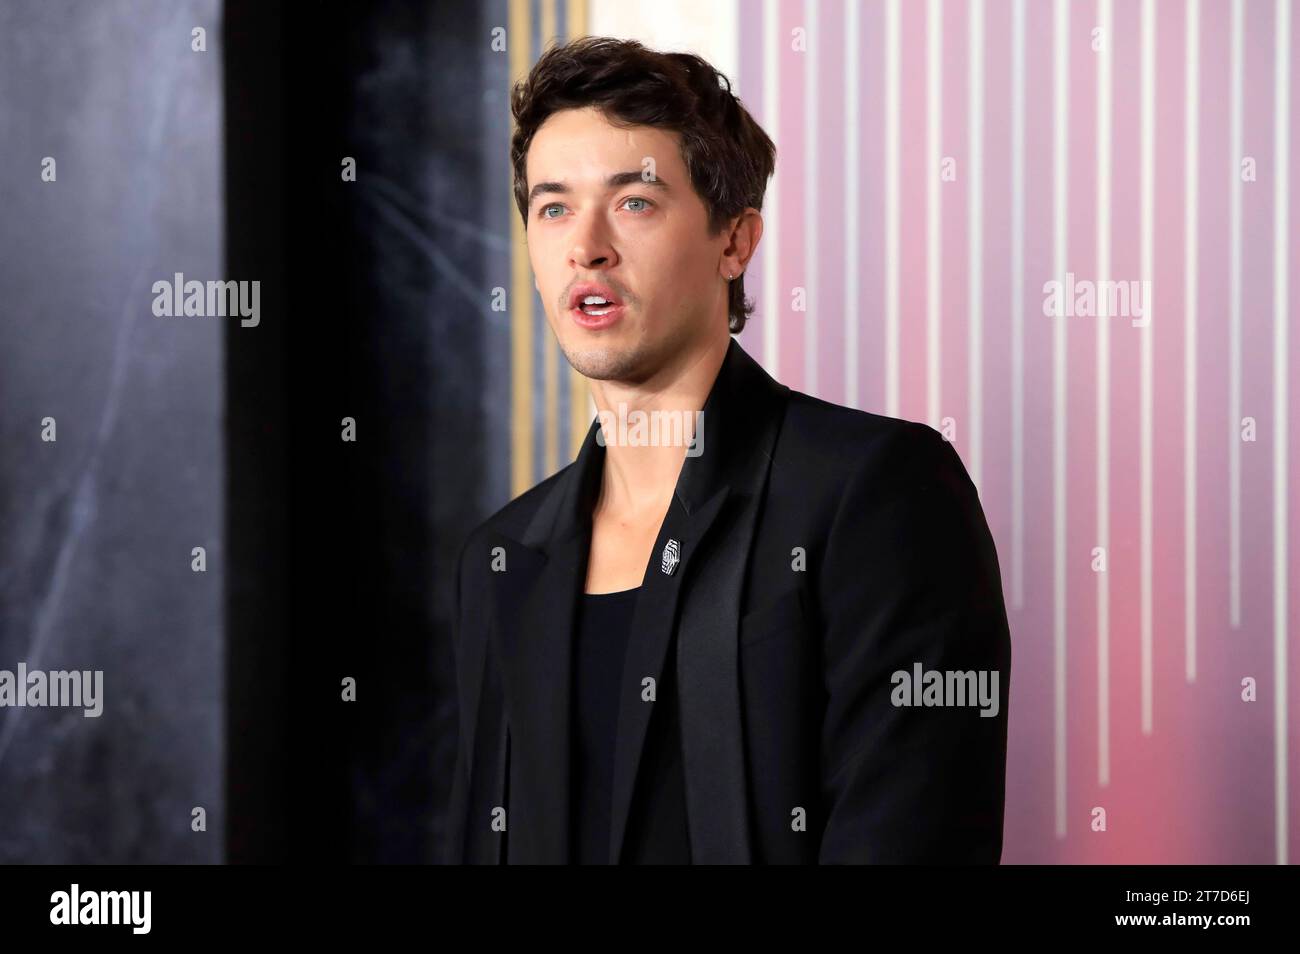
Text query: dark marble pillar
224 0 504 863
0 0 225 863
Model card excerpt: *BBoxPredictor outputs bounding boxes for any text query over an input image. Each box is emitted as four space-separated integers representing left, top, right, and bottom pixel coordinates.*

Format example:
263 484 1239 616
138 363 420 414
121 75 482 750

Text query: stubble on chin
559 339 648 381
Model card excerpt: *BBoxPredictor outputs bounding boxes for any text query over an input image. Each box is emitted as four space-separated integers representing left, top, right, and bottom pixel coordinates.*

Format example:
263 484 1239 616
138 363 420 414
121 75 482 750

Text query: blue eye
538 198 652 219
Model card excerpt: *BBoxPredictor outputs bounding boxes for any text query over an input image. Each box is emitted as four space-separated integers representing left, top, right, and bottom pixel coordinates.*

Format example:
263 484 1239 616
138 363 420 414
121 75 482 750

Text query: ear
720 207 763 277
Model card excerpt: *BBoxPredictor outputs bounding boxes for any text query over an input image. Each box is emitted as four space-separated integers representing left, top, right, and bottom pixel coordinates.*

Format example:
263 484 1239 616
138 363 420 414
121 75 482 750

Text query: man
442 36 1010 864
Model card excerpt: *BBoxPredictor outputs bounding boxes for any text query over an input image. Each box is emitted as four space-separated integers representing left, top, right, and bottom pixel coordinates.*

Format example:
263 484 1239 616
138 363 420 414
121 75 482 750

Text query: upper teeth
582 295 611 305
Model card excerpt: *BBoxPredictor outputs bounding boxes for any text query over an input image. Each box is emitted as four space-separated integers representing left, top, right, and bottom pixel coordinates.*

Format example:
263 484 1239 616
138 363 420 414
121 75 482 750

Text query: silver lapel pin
661 538 680 576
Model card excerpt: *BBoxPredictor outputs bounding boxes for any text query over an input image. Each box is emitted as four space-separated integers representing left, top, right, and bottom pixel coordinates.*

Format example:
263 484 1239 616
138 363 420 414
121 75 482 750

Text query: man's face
524 106 730 383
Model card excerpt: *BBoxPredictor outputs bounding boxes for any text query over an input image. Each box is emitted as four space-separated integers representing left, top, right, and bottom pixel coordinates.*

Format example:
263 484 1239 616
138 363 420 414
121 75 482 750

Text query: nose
568 211 619 271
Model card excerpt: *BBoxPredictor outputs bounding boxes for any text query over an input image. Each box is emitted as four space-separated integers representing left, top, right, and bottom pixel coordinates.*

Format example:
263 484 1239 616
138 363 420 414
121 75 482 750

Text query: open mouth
567 283 626 328
576 295 616 317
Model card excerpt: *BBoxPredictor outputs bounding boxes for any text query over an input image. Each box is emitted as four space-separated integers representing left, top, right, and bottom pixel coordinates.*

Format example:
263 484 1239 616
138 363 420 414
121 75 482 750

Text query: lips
567 281 626 330
568 282 624 309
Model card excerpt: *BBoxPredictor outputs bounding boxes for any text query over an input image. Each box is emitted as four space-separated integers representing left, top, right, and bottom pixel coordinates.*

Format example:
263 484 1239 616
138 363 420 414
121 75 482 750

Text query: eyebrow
527 170 672 208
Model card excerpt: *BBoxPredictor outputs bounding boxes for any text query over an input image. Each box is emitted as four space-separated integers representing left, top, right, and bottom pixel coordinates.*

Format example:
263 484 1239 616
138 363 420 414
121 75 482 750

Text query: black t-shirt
570 585 691 864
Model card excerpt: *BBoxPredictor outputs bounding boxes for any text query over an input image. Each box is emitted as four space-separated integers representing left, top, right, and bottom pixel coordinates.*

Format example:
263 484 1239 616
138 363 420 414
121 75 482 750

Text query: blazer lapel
484 418 604 864
673 474 771 864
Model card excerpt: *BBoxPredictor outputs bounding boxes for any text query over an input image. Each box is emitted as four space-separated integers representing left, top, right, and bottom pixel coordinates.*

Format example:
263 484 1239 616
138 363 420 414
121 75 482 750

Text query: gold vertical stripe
565 0 587 38
541 0 559 476
509 0 533 496
544 321 558 475
540 0 556 51
566 0 591 459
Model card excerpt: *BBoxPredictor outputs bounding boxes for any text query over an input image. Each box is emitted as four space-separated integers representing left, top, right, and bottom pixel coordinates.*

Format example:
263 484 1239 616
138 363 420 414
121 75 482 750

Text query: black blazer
443 337 1011 864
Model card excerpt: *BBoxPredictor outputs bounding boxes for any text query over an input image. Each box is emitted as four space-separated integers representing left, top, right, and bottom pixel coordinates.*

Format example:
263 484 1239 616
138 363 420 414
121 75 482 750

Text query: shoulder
454 462 572 570
787 395 1001 601
449 464 575 648
776 388 971 499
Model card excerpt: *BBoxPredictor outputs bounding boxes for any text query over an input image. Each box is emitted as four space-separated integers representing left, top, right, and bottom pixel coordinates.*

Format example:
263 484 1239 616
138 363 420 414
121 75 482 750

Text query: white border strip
1097 0 1112 789
885 0 900 417
1272 0 1290 868
1184 0 1199 685
1229 0 1243 630
845 0 861 408
763 0 780 378
926 0 942 428
805 0 820 394
969 0 985 491
1012 0 1025 610
1140 0 1156 735
1053 0 1070 840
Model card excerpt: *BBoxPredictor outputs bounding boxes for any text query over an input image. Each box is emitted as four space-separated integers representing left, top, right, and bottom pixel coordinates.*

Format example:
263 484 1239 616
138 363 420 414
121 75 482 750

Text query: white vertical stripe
1053 0 1070 840
1184 0 1199 685
1272 0 1290 869
1140 0 1156 735
589 0 740 88
845 0 861 408
1229 0 1243 630
885 0 900 417
763 0 780 378
805 0 820 394
1011 0 1025 610
969 0 985 493
1096 0 1112 789
926 0 942 428
730 0 740 87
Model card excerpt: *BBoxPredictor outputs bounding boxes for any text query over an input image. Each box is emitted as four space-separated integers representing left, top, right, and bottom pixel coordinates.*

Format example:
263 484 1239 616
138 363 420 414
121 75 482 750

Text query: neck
588 333 729 518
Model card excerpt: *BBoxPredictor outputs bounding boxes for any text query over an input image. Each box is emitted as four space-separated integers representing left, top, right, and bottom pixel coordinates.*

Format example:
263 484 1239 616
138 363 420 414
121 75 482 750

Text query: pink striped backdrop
734 0 1298 864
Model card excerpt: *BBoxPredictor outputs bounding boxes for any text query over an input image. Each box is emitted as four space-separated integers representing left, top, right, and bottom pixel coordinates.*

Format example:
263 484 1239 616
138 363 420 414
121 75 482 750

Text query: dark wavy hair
510 36 776 335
